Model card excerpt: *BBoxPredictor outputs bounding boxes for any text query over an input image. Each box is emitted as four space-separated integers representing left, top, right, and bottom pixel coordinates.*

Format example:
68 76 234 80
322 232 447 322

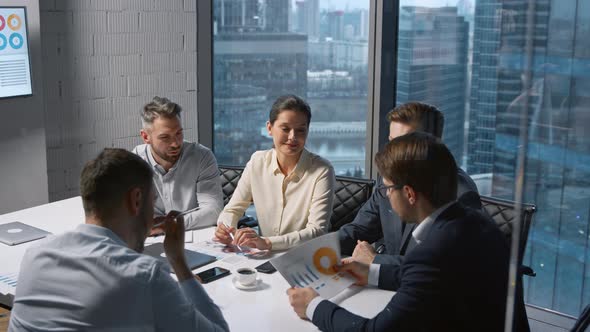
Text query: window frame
195 0 572 325
196 0 398 179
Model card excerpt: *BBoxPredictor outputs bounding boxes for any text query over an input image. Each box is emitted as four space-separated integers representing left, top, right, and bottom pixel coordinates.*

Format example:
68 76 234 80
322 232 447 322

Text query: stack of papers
0 271 18 295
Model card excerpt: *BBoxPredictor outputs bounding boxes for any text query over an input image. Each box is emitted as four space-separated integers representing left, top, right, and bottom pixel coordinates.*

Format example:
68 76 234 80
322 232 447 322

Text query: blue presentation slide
0 7 32 98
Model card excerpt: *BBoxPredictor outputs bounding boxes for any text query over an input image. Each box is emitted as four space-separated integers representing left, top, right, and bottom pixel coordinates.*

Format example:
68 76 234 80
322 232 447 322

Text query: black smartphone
196 267 231 283
255 261 277 274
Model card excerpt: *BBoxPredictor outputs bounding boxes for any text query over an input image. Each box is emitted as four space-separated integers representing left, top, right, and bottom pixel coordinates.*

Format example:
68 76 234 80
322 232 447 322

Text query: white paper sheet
145 231 193 245
270 232 355 299
0 271 18 295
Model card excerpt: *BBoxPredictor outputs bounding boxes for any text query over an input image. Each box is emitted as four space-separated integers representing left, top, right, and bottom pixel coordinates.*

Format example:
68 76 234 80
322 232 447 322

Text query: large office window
396 0 590 316
212 0 370 177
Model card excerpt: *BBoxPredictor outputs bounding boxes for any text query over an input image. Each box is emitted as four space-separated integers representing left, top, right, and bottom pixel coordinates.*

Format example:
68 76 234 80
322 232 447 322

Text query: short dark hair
80 148 153 219
386 102 444 138
375 132 457 207
141 96 182 128
269 94 311 126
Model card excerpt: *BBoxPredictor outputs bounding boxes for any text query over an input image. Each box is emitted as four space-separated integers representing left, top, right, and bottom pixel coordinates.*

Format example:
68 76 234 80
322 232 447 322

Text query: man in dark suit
288 132 529 332
339 102 481 265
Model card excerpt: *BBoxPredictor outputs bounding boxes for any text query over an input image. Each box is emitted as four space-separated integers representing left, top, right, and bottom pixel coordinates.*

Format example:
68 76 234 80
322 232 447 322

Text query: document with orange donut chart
270 232 355 299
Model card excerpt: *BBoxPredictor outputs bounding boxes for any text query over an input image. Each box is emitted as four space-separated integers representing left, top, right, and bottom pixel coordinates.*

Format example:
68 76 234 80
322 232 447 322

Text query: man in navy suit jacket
339 102 481 266
288 132 529 332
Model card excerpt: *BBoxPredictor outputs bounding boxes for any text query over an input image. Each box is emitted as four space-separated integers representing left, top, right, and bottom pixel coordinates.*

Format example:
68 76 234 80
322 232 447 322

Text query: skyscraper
213 0 308 164
295 0 320 39
396 6 469 163
214 33 307 102
213 84 267 165
262 0 290 33
468 0 590 315
466 0 501 175
214 0 261 33
343 9 370 41
327 10 345 40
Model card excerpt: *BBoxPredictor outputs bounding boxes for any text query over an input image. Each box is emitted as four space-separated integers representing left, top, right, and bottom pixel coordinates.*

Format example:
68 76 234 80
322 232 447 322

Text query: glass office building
214 0 590 316
213 0 369 177
466 0 590 315
396 6 469 165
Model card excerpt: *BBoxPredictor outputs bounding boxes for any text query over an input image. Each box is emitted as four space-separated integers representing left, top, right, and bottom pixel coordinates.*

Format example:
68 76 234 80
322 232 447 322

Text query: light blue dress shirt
9 224 229 332
133 142 223 230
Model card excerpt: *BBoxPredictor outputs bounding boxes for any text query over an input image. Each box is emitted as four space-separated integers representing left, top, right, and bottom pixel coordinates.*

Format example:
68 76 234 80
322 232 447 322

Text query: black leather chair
329 176 375 231
218 165 375 231
218 165 256 228
572 304 590 332
219 165 243 206
480 195 537 277
481 195 536 332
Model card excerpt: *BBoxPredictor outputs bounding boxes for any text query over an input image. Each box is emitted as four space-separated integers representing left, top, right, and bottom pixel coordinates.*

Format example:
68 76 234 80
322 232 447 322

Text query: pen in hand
226 225 243 253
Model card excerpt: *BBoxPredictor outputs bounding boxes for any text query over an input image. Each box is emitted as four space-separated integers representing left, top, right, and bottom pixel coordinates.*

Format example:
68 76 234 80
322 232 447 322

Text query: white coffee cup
236 267 257 286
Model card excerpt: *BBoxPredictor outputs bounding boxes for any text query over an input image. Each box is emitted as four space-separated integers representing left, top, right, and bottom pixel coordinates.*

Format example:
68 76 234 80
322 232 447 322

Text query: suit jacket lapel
399 202 462 255
399 223 416 255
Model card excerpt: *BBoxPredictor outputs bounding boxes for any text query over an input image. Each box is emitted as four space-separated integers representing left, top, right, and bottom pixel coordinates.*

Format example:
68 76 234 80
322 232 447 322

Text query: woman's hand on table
234 227 272 250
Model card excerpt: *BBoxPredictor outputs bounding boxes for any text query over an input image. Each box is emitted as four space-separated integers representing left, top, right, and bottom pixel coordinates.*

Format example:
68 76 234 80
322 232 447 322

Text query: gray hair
141 96 182 128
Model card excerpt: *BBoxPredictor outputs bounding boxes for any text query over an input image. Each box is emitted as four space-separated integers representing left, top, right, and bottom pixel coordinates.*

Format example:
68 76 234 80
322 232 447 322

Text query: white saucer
232 276 260 290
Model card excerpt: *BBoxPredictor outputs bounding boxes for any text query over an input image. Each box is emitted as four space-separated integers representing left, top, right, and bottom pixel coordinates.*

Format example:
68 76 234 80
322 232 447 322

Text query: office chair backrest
481 195 536 332
572 304 590 332
329 176 375 231
480 195 536 266
219 165 243 206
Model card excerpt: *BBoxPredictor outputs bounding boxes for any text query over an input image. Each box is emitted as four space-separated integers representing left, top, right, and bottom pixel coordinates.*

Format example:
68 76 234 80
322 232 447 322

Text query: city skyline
212 0 590 316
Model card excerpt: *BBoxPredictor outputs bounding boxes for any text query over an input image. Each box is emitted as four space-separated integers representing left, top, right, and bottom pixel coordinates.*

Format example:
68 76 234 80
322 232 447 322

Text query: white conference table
0 197 394 331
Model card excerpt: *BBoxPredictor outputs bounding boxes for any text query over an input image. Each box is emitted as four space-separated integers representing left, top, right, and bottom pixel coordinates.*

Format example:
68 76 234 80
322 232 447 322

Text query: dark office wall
0 0 49 214
0 0 200 213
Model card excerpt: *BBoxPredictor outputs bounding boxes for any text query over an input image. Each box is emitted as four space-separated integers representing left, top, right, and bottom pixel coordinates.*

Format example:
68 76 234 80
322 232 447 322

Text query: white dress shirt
217 148 335 250
306 201 455 320
133 142 223 230
9 224 229 332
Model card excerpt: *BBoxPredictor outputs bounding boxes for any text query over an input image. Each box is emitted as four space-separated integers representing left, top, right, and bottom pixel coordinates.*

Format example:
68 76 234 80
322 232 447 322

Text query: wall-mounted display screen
0 7 32 99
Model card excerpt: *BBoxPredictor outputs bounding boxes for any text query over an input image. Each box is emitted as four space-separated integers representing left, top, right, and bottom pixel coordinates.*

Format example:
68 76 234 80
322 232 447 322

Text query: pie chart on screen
7 14 21 30
9 33 22 49
0 15 6 31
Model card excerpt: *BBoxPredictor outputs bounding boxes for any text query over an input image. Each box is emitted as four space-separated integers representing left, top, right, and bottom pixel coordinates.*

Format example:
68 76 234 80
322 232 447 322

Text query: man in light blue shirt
133 96 223 232
9 148 229 332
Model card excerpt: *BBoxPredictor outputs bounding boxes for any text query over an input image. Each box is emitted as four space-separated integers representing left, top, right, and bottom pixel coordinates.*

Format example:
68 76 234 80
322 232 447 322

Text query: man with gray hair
133 96 223 232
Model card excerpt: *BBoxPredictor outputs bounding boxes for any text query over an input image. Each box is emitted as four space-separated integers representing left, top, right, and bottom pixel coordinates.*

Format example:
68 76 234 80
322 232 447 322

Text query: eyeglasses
376 183 404 196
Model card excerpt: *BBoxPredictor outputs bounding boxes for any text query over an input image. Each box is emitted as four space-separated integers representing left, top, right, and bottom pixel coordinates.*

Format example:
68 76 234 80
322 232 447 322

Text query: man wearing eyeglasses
288 133 529 332
338 102 481 265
